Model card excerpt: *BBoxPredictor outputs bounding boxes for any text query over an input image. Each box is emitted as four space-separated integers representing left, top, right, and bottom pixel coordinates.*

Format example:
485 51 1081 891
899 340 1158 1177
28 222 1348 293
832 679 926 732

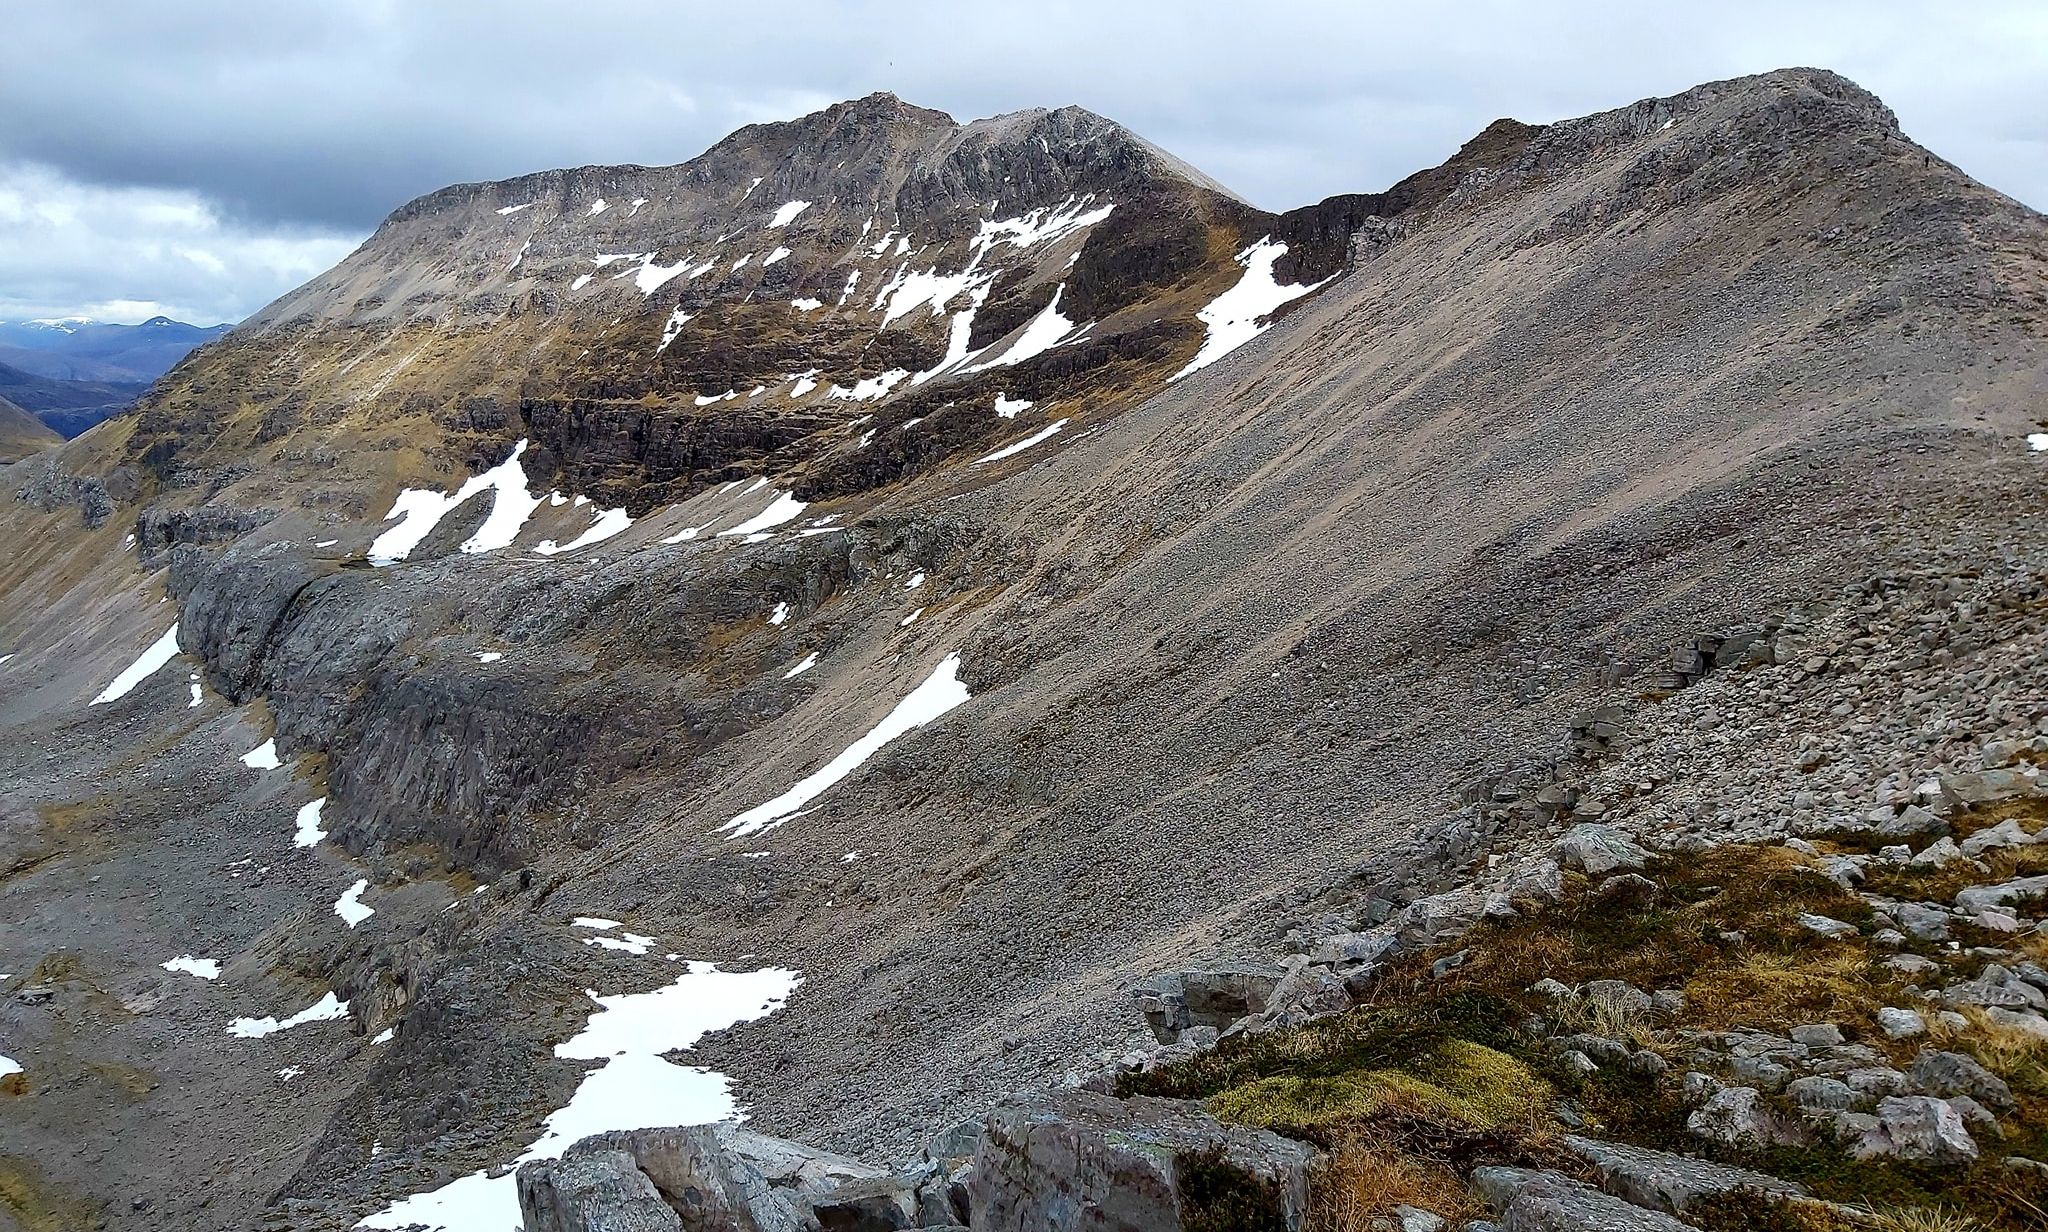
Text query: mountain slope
0 68 2045 1232
0 392 61 462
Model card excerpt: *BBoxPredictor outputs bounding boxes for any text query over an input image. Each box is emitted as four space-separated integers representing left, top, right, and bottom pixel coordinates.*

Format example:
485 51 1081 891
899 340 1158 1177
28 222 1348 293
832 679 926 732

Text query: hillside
0 67 2045 1232
0 393 60 462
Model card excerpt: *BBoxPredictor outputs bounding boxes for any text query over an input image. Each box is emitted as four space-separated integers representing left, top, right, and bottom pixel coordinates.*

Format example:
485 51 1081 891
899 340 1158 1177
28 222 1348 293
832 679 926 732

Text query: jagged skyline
3 1 2045 326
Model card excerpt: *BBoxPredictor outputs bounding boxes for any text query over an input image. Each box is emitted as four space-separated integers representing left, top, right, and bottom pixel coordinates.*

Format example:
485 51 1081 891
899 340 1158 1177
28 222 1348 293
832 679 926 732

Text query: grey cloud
2 1 2043 323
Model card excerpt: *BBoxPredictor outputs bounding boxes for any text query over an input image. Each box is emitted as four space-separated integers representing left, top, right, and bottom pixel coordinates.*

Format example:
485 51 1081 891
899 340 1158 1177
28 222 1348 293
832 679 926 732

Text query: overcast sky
3 2 2044 325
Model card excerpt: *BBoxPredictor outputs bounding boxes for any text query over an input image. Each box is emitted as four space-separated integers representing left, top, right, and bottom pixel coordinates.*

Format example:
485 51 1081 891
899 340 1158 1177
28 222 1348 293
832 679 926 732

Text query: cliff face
1 68 2046 1232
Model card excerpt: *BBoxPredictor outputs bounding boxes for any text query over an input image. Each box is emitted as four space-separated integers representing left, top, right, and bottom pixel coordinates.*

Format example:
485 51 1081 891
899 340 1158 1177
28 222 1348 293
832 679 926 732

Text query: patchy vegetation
1125 833 2048 1231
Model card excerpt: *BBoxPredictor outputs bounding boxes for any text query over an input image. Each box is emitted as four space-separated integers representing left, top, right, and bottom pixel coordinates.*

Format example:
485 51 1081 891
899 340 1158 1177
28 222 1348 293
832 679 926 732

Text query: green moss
1207 1039 1550 1141
1119 991 1524 1105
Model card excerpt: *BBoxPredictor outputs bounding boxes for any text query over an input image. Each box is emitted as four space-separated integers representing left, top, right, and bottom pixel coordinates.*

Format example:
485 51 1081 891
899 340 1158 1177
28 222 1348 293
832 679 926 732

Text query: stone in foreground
968 1091 1312 1231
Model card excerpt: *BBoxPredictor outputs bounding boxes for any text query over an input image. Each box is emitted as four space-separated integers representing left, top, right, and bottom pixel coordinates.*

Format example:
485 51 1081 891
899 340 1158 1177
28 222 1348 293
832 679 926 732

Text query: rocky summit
2 66 2047 1232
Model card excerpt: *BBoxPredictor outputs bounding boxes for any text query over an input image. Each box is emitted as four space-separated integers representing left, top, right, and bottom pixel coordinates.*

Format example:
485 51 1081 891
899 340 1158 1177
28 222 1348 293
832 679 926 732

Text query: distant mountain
0 359 147 438
0 315 233 384
0 392 60 463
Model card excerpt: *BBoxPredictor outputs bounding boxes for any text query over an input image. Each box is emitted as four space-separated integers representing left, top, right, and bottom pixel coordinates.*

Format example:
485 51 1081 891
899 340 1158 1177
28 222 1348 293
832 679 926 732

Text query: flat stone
1551 824 1651 876
968 1091 1311 1232
1562 1136 1804 1215
1960 819 2038 858
1844 1068 1908 1099
1984 1007 2048 1041
1797 913 1857 939
1875 1008 1926 1040
1955 875 2048 915
1687 1086 1810 1148
1789 1023 1844 1047
1470 1166 1697 1231
1786 1076 1856 1111
1909 1049 2015 1112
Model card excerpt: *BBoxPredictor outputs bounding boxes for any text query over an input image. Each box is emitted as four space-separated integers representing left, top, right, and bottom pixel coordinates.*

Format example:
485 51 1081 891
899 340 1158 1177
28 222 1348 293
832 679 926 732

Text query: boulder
1876 804 1949 840
1310 928 1399 970
807 1175 919 1232
1909 1049 2015 1113
1956 875 2048 916
518 1147 686 1232
1561 1136 1804 1215
1785 1076 1856 1111
1134 959 1289 1043
1891 903 1950 942
517 1123 888 1232
1875 1008 1926 1040
1589 874 1661 912
1469 1166 1696 1231
1503 859 1565 904
1960 819 2038 858
1984 1007 2048 1041
1258 963 1351 1028
1686 1086 1810 1148
1939 768 2042 809
1907 837 1964 870
1852 1096 1979 1163
1396 888 1486 949
1551 825 1650 876
968 1091 1312 1232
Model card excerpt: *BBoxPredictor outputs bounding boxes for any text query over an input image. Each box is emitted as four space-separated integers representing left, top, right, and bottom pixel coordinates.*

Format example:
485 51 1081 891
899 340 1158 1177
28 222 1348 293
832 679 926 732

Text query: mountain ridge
0 66 2045 1232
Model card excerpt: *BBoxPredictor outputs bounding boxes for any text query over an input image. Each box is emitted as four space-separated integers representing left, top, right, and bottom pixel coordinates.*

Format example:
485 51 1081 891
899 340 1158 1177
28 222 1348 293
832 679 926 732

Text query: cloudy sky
3 2 2044 325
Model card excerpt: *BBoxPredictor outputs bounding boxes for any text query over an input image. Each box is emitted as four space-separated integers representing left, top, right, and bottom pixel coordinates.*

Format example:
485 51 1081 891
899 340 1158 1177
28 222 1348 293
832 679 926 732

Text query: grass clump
1175 1145 1291 1232
1308 1129 1480 1231
1682 949 1888 1033
1208 1039 1550 1136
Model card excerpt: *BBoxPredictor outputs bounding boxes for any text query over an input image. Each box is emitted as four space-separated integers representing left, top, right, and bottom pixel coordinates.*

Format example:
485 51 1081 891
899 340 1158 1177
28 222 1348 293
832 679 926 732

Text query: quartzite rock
968 1091 1312 1232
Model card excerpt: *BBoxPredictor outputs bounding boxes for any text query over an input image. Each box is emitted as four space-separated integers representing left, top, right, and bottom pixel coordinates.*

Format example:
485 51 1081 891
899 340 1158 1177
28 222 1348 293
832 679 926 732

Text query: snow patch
495 203 532 216
763 246 792 267
767 200 811 228
368 441 544 564
974 418 1069 465
1172 238 1332 380
994 394 1032 419
718 492 807 537
91 624 181 705
722 654 971 838
829 369 910 401
791 297 823 312
228 991 348 1039
966 285 1082 371
162 956 221 980
335 879 374 928
535 508 633 557
356 963 798 1232
294 798 327 849
659 306 694 352
241 740 281 771
782 652 819 680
